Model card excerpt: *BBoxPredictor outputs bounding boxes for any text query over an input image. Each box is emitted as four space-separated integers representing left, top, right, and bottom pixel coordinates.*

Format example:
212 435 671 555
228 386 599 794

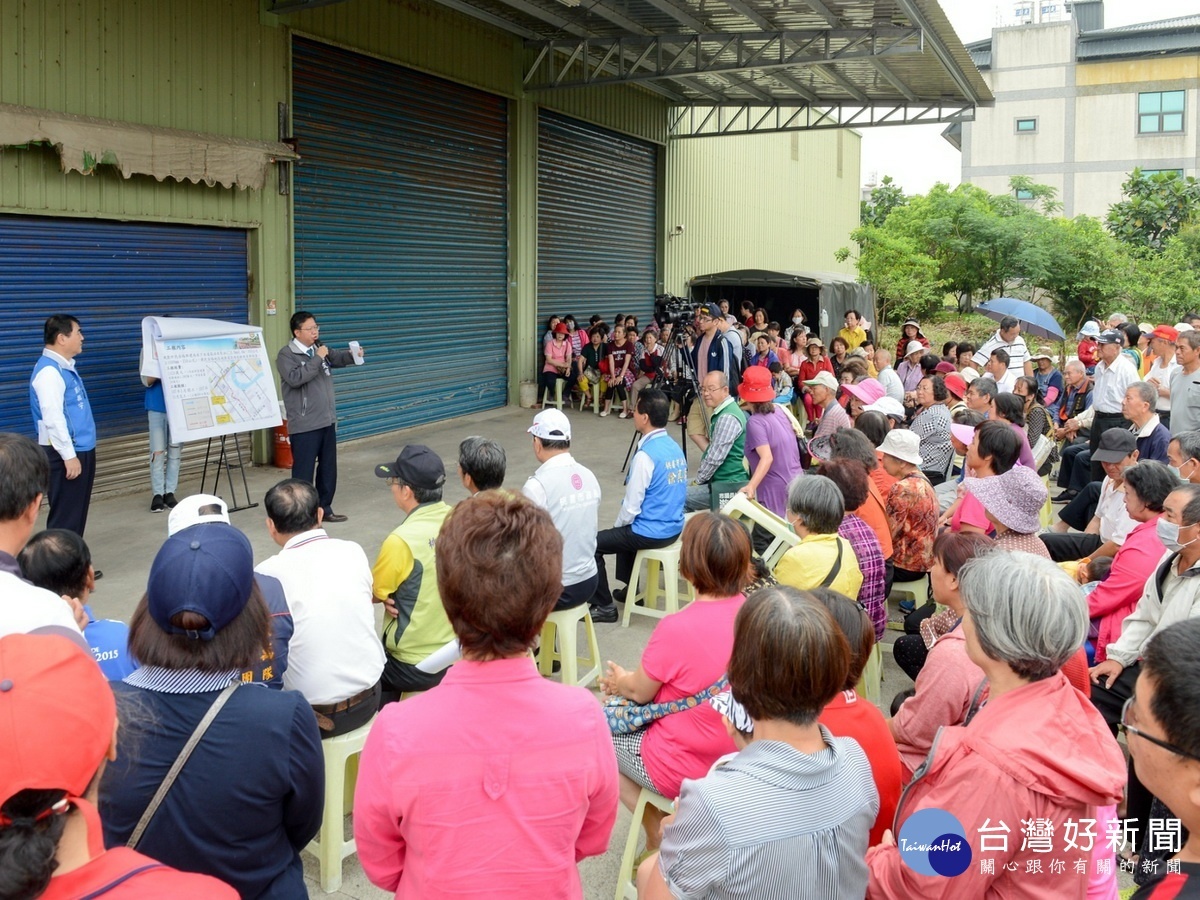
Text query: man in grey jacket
276 311 362 523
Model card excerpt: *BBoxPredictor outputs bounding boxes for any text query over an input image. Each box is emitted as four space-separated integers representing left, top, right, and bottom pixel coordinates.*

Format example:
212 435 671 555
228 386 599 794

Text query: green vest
381 501 454 665
708 399 748 483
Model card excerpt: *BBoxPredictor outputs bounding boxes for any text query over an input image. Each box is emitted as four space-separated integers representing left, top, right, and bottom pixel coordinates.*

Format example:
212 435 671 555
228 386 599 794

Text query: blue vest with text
30 354 97 452
631 431 688 540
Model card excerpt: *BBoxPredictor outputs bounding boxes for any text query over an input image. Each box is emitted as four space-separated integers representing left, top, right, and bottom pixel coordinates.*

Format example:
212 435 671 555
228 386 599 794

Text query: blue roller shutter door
292 38 509 441
0 215 248 493
537 111 658 336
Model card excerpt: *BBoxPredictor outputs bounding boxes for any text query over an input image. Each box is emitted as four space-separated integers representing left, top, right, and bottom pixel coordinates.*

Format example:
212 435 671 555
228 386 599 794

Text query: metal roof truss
523 27 923 91
669 99 973 137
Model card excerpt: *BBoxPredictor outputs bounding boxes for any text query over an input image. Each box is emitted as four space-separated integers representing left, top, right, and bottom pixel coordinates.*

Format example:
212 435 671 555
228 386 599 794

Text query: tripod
621 335 697 473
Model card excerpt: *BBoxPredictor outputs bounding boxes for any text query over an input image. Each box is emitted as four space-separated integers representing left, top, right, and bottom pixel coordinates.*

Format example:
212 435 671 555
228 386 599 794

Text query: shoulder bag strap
819 540 844 588
127 682 239 850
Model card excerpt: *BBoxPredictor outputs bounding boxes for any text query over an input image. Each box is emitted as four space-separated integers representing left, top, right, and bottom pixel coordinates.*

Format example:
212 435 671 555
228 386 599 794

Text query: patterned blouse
909 404 953 475
994 530 1052 559
839 514 887 640
886 473 939 574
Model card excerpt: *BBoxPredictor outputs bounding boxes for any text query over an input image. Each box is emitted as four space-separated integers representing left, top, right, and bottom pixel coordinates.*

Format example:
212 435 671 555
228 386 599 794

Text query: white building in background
949 0 1200 218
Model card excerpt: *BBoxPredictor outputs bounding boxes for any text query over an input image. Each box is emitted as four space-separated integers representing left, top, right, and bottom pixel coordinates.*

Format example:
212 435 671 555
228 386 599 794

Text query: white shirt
30 349 78 459
616 429 662 527
1147 355 1180 412
973 332 1030 377
1091 354 1139 414
522 452 601 586
1097 477 1137 546
876 366 904 403
984 370 1018 393
1106 552 1200 668
254 528 385 705
0 570 87 646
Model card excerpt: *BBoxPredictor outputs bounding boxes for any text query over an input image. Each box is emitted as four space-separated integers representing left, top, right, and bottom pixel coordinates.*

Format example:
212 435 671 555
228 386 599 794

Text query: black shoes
590 605 619 623
612 587 627 604
163 493 178 508
150 495 165 513
324 512 349 523
1052 490 1077 503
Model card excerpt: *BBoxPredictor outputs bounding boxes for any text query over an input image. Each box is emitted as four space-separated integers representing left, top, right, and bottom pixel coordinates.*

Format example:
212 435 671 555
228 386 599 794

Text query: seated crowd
4 306 1200 899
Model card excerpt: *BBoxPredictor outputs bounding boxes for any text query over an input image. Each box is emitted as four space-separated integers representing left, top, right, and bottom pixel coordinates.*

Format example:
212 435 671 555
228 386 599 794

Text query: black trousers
1057 440 1091 491
1056 480 1104 533
380 653 447 701
1089 412 1130 482
555 572 599 612
591 525 680 608
1090 662 1154 847
45 446 96 536
290 424 339 516
1039 531 1104 563
314 681 381 739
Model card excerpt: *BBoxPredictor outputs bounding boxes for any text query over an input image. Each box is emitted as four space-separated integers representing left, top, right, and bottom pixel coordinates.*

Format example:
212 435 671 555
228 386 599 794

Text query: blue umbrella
975 298 1066 342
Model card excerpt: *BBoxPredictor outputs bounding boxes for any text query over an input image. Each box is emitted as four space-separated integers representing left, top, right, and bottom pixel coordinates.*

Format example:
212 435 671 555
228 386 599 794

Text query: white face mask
1170 459 1195 483
793 317 803 325
1157 518 1199 553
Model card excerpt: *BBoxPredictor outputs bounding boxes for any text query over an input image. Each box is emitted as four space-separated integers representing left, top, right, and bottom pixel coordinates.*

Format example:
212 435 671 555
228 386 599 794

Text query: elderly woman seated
810 588 902 847
775 474 864 601
962 463 1051 557
816 458 887 640
354 491 618 897
868 551 1126 897
879 430 939 585
637 586 878 899
889 532 995 774
599 512 750 851
910 375 954 485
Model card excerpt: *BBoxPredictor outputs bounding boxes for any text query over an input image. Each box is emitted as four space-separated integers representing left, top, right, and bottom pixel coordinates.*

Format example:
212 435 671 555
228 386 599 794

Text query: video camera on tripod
654 294 697 345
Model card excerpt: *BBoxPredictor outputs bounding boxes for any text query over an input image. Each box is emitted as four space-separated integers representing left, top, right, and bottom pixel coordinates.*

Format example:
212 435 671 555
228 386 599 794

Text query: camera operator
685 305 741 453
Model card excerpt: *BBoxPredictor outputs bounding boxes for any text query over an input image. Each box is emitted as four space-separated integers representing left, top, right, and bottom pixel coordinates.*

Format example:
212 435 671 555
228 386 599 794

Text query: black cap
1092 429 1137 463
1095 329 1123 345
374 444 446 489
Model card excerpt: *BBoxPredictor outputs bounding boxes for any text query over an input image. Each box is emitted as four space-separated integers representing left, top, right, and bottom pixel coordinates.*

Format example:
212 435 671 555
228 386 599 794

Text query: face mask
1170 459 1195 483
1156 518 1198 552
793 317 803 325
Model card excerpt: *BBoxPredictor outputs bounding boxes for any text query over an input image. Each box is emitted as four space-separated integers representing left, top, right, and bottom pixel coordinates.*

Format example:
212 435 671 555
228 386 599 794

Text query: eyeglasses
301 325 320 333
699 386 725 394
1120 696 1200 761
385 477 404 487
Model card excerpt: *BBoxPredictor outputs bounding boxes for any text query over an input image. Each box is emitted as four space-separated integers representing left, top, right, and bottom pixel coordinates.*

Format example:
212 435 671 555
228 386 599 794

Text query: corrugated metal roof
969 14 1200 69
1084 15 1200 35
425 0 992 110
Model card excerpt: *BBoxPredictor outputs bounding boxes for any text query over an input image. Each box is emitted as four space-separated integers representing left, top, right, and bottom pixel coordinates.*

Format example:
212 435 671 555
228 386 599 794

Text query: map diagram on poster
140 317 282 442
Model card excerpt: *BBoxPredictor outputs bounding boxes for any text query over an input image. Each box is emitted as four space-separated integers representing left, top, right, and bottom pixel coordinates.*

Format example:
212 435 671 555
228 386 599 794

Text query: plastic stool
538 604 601 687
615 786 675 900
304 716 375 892
541 379 565 410
1040 474 1054 529
622 541 691 627
855 642 883 706
888 574 929 606
577 381 602 414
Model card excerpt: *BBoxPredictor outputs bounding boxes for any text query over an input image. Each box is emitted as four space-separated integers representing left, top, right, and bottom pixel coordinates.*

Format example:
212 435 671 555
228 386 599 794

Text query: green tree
860 175 908 228
838 224 943 324
1106 169 1200 252
1125 224 1200 321
1032 216 1130 330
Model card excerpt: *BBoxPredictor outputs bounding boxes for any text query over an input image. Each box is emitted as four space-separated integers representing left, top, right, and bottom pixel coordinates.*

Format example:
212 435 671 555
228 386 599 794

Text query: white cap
878 429 924 467
1176 323 1195 333
527 408 572 442
167 494 230 536
905 340 926 357
863 396 906 420
802 370 840 392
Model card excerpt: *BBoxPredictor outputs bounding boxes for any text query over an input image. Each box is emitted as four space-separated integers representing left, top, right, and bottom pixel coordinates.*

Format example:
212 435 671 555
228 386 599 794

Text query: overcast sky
858 0 1199 194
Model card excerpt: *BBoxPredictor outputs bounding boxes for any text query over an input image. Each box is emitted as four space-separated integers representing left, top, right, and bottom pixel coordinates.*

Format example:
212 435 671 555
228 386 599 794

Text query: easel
200 433 258 512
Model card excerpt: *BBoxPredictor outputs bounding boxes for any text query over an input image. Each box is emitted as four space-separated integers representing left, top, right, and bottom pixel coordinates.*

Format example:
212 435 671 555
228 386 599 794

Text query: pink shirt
640 595 746 798
542 338 572 374
353 657 618 899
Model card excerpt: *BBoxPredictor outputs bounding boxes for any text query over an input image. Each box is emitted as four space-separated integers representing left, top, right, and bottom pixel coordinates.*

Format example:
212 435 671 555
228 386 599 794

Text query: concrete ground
61 400 913 900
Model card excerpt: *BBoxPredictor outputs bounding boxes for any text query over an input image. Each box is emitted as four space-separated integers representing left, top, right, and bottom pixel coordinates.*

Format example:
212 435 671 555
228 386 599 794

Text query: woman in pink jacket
868 550 1126 899
353 492 618 900
1086 460 1173 662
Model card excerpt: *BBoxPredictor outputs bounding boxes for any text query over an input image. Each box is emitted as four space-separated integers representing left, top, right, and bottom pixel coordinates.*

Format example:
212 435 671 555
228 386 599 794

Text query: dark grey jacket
276 342 354 435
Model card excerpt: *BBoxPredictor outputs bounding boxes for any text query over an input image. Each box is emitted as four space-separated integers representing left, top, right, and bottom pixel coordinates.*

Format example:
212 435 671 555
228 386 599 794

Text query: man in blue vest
30 315 97 539
590 389 688 622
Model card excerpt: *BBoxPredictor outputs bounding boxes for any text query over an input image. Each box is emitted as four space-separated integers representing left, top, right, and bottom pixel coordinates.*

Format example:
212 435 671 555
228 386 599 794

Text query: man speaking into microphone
276 311 364 523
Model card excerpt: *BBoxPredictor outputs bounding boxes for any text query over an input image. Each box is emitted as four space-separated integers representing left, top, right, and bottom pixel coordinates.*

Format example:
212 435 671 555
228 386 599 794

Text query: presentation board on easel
140 317 282 442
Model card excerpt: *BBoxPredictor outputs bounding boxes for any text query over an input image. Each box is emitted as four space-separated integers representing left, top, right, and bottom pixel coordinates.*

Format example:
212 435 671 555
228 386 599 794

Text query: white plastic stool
538 604 601 687
855 642 884 706
577 380 602 414
719 491 800 570
304 716 375 892
888 574 929 606
541 379 565 410
622 541 691 627
615 786 675 900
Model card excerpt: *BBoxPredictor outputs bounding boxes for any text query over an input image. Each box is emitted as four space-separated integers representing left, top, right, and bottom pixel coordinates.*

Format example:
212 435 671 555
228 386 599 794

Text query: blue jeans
148 410 181 496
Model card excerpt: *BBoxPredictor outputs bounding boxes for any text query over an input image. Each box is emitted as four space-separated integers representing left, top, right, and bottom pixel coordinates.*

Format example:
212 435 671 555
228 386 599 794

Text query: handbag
126 682 239 850
1032 432 1055 469
605 676 728 735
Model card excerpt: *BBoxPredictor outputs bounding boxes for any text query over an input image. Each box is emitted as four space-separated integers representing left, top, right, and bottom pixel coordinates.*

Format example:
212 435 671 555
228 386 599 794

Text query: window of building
1139 169 1185 178
1015 117 1038 134
1015 188 1034 200
1138 91 1185 134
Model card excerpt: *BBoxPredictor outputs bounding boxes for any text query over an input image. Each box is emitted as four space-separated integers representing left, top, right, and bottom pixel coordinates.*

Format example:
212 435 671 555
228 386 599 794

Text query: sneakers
163 492 178 508
150 495 165 513
590 605 619 623
618 410 630 419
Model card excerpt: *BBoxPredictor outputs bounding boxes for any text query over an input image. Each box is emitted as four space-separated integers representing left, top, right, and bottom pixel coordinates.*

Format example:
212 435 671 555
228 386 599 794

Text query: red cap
944 373 968 398
0 634 114 820
553 322 569 335
1152 325 1179 343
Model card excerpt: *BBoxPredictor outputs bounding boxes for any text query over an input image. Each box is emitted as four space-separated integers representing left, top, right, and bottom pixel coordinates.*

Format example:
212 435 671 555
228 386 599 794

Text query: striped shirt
839 514 887 640
658 731 876 899
124 665 240 694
